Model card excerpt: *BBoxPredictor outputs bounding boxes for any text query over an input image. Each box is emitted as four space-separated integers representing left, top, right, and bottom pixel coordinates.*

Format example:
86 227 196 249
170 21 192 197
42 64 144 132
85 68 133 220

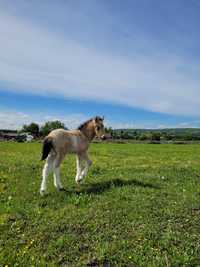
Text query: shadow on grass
38 178 160 207
69 178 160 195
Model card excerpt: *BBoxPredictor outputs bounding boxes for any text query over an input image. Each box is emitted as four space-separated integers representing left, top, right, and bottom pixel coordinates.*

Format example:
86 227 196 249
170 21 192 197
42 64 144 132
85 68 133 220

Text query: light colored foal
40 116 106 195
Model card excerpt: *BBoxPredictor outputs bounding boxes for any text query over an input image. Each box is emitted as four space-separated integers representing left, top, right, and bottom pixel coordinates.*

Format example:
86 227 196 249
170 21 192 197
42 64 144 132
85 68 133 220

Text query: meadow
0 142 200 267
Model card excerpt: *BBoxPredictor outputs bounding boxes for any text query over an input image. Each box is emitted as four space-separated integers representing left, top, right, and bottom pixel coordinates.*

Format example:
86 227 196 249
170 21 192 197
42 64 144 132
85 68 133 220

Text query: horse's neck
81 125 95 142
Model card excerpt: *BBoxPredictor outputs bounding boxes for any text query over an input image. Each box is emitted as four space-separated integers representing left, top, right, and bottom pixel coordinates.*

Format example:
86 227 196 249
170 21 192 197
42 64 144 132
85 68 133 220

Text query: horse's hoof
58 187 66 192
40 190 46 196
76 179 84 185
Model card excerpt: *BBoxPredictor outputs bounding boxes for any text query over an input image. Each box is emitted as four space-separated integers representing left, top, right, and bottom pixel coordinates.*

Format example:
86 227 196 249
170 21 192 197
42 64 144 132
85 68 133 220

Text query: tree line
20 121 200 141
20 121 67 137
106 128 200 141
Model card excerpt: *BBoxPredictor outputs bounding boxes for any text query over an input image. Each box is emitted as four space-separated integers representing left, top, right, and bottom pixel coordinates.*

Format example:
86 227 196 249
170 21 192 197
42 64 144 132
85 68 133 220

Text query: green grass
1 142 200 267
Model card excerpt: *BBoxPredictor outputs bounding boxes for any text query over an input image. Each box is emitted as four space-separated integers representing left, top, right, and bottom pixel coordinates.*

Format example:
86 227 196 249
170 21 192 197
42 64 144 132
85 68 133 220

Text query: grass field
1 142 200 267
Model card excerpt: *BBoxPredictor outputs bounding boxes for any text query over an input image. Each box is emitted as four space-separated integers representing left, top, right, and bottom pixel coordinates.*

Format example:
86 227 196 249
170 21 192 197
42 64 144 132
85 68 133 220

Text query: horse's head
93 116 106 140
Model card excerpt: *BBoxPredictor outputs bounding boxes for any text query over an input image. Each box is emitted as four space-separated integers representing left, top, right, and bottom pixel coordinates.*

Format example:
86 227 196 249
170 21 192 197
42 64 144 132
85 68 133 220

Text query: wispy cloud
0 110 30 130
1 107 200 130
0 109 88 130
0 2 200 117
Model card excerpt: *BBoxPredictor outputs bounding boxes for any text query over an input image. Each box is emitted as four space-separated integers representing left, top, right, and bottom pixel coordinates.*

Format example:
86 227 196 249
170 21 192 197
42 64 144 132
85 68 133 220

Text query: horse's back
47 129 87 154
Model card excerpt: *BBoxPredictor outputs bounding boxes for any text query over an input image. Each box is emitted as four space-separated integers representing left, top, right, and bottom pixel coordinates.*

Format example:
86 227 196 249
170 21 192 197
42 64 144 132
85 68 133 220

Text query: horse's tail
41 137 53 160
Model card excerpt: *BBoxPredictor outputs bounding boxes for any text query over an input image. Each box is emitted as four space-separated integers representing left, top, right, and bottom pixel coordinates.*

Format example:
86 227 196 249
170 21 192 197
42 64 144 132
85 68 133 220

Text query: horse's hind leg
53 154 65 191
75 154 84 184
54 167 64 191
40 153 55 195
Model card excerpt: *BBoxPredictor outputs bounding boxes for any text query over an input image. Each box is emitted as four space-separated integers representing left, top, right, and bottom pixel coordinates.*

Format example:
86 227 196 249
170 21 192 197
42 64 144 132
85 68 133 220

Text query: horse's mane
77 116 102 130
77 118 93 130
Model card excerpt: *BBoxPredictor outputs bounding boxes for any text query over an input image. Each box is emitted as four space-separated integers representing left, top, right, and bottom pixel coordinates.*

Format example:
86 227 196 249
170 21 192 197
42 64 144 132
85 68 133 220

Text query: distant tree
104 127 114 138
138 133 150 141
112 130 119 139
132 130 138 139
151 132 161 142
123 131 131 139
105 127 113 134
184 133 193 141
164 133 174 141
40 120 66 136
21 122 39 137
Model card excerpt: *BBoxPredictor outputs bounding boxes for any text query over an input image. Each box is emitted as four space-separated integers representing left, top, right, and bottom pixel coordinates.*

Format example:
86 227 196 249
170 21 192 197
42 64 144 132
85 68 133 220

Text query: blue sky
0 0 200 129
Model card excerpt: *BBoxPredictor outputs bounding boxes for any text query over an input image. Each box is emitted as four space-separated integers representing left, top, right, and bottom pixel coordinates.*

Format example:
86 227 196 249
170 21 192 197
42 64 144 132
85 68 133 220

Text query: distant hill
115 128 200 134
112 128 200 141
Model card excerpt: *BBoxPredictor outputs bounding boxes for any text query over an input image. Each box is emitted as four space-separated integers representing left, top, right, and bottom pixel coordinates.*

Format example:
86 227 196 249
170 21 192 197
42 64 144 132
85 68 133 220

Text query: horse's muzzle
100 135 107 140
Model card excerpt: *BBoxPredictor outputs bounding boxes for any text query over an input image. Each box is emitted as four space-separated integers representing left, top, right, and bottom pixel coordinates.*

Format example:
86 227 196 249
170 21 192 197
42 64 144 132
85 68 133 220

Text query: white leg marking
75 155 84 183
53 167 64 190
81 154 92 178
75 153 92 184
40 155 54 195
53 154 64 191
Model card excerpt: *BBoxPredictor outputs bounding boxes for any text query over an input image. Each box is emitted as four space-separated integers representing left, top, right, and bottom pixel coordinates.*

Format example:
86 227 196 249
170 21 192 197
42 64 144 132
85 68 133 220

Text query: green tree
40 120 66 136
138 133 149 141
151 132 161 142
105 127 114 137
21 122 39 137
184 133 193 141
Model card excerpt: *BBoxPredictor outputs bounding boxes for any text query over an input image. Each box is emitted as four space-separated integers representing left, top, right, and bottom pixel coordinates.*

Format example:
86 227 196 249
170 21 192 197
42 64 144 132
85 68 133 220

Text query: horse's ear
94 116 104 122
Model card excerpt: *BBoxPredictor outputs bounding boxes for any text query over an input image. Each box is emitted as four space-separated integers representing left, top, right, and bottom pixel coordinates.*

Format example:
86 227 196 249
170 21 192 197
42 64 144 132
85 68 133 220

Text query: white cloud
0 111 30 129
1 108 200 130
0 4 200 117
0 109 88 130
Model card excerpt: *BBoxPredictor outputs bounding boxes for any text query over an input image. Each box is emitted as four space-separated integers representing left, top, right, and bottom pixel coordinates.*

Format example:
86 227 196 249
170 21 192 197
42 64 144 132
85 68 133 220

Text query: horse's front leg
80 153 92 179
75 155 84 184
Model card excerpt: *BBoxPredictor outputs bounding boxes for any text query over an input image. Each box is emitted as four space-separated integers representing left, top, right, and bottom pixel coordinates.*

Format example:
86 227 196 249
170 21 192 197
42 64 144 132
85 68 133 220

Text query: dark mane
77 118 93 130
77 116 102 130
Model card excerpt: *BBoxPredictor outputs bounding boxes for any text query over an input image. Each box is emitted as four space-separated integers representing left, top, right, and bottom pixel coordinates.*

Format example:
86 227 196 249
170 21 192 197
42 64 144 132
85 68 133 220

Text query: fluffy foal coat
40 116 105 195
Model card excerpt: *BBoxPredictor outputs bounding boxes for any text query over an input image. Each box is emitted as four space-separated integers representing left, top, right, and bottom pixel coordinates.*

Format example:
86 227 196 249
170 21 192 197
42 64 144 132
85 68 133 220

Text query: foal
40 116 106 195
